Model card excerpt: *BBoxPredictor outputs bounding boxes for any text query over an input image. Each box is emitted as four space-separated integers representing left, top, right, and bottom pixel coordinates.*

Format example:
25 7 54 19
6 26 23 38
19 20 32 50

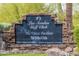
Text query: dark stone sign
15 15 62 44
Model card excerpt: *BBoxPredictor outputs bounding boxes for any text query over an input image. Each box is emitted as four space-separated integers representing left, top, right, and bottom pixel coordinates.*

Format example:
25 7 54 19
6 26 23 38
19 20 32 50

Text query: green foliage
73 11 79 26
0 3 46 23
74 25 79 48
57 3 65 21
0 23 11 31
0 3 65 24
72 4 79 49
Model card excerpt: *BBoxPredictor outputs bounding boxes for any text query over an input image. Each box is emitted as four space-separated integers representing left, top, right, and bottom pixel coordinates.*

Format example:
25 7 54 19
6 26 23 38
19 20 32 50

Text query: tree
73 3 79 49
0 3 66 24
0 3 46 23
57 3 65 21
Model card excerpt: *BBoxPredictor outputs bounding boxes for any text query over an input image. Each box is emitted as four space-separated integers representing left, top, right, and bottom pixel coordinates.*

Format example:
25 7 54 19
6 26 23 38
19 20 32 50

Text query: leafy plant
0 23 11 31
74 25 79 48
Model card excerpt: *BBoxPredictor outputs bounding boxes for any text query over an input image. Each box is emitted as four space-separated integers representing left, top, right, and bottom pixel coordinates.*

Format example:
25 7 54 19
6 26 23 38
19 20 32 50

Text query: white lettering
31 36 47 40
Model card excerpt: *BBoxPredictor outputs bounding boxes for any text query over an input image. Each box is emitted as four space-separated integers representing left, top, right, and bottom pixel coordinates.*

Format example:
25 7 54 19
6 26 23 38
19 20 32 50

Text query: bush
74 25 79 48
0 23 11 31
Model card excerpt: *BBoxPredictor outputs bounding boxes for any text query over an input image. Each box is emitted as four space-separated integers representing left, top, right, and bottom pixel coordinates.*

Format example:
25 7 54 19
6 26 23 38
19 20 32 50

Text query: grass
0 53 47 56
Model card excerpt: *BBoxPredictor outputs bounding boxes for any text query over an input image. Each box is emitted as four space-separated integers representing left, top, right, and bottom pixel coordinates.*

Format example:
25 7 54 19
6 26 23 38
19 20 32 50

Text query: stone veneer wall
2 14 75 51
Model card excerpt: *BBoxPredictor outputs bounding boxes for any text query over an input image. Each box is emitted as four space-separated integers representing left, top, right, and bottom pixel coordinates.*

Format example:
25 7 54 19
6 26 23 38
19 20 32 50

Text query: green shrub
74 25 79 48
0 23 11 31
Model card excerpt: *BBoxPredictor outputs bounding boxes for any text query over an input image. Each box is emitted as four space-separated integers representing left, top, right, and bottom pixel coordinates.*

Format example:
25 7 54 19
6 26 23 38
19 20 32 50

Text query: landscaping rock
0 50 10 54
0 34 5 50
19 50 30 53
45 48 70 56
32 50 44 54
11 48 20 53
65 47 73 53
